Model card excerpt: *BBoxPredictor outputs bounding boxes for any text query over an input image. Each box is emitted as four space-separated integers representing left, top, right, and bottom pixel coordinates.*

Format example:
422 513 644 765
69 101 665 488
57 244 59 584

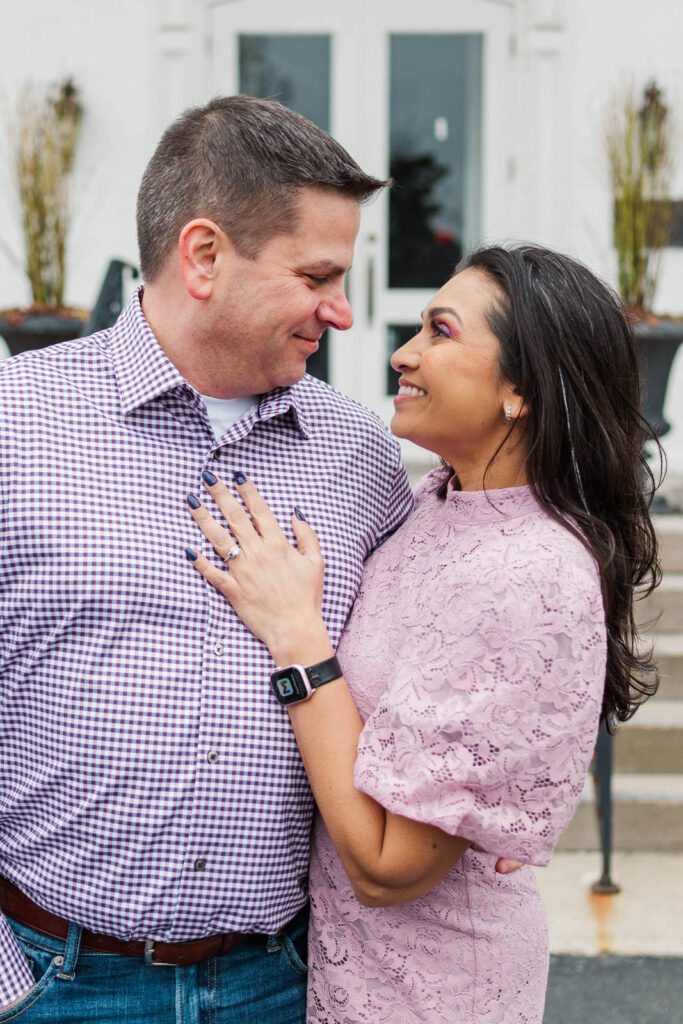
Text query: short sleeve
354 546 606 865
369 457 414 553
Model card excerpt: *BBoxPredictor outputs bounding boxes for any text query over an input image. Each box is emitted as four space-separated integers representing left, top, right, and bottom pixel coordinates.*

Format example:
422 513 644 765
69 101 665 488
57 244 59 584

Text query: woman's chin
389 421 439 462
389 412 412 440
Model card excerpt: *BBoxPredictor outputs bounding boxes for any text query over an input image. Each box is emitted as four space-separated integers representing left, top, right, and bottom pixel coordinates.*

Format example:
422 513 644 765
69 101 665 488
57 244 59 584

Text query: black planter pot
634 319 683 513
635 320 683 437
0 312 87 357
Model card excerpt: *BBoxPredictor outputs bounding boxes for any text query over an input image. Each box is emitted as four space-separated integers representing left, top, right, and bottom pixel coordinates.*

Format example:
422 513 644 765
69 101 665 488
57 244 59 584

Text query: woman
185 244 660 1023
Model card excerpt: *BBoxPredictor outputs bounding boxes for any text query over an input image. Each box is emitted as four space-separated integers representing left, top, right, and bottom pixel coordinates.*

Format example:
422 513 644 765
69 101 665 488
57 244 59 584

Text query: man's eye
308 275 329 285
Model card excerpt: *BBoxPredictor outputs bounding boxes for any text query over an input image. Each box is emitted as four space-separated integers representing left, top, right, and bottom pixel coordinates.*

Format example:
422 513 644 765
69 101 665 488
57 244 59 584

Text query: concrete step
613 699 683 773
649 633 683 699
561 516 683 857
654 514 683 572
636 573 683 632
558 773 683 852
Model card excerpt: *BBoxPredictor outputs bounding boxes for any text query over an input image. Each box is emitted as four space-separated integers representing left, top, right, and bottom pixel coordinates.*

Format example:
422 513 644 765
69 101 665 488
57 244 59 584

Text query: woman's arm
278 655 469 907
186 474 469 906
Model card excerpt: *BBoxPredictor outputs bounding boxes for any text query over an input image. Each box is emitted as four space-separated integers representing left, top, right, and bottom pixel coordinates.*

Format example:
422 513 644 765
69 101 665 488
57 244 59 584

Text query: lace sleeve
353 551 606 865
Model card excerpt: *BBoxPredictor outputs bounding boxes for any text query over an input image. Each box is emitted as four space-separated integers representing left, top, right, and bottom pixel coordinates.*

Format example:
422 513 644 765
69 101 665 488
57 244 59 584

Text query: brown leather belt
0 877 259 966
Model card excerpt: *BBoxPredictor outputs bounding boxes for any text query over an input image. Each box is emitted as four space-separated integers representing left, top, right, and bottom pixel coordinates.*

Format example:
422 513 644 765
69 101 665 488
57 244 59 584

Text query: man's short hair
136 95 387 281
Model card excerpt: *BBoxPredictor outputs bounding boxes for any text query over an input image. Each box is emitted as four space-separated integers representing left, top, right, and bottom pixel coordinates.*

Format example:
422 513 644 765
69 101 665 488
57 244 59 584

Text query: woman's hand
185 471 331 664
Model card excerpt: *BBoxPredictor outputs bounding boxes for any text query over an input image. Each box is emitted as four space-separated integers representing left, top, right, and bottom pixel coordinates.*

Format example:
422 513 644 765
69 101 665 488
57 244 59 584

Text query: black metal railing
591 720 621 894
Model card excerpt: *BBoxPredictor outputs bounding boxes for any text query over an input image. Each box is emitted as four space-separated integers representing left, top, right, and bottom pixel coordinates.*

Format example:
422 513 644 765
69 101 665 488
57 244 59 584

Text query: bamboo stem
12 79 82 309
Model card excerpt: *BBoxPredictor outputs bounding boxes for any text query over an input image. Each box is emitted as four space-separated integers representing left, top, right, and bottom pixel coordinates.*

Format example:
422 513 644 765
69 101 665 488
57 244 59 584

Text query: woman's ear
178 219 226 300
501 387 529 423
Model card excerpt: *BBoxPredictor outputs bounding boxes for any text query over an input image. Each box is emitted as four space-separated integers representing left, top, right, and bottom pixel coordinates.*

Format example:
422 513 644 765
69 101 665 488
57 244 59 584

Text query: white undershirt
200 393 259 440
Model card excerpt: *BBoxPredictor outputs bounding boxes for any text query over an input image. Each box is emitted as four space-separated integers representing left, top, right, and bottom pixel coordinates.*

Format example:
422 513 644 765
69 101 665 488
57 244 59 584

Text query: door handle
366 254 375 327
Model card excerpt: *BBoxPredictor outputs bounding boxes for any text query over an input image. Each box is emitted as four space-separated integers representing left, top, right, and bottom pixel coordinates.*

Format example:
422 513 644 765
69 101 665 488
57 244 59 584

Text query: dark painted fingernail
187 494 201 510
233 472 247 485
294 507 307 522
202 469 218 486
185 548 198 561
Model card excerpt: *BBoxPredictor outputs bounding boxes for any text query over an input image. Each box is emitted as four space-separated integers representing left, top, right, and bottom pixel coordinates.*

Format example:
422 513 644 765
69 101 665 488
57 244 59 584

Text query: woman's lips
394 393 425 406
394 384 427 406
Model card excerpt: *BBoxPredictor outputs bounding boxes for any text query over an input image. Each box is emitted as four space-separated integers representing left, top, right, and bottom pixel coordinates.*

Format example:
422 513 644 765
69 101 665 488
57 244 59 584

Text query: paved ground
534 853 683 1023
544 956 683 1024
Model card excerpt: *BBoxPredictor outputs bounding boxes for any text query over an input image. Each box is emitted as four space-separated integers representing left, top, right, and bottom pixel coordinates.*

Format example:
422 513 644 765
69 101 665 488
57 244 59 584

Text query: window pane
389 34 483 289
239 34 330 131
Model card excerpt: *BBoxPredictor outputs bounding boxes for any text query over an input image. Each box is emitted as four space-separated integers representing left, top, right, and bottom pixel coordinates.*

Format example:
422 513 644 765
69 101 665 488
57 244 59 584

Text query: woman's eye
431 320 451 338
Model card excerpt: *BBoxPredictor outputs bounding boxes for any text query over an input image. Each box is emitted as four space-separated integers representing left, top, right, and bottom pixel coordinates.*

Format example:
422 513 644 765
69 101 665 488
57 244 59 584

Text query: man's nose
318 288 353 332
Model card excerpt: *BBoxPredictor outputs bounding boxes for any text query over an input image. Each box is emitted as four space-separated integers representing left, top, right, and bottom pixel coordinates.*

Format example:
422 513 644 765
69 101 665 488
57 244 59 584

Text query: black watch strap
307 655 343 690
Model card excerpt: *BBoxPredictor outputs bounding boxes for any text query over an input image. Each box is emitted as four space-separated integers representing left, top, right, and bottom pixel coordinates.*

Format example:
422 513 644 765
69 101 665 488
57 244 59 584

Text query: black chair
81 259 140 335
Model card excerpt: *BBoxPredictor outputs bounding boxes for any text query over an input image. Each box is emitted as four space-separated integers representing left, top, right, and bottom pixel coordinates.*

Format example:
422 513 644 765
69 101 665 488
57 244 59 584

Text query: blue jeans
0 907 308 1023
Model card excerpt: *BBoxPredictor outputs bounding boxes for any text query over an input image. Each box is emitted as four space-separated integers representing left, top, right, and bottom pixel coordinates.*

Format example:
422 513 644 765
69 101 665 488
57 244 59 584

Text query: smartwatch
270 656 343 706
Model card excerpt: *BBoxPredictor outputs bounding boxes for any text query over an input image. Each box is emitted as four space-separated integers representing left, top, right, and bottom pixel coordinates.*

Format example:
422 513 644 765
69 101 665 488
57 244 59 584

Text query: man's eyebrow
422 305 465 329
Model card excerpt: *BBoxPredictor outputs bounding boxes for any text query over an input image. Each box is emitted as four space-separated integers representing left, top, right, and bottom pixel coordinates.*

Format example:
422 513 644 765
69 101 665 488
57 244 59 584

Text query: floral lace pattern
307 473 606 1023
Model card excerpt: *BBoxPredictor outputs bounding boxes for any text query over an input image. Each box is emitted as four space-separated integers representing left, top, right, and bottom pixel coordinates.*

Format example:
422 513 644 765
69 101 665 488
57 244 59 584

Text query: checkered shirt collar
111 286 310 437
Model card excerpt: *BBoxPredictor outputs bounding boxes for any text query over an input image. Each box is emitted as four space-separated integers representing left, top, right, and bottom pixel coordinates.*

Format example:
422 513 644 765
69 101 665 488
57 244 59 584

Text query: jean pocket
278 909 309 978
0 953 62 1022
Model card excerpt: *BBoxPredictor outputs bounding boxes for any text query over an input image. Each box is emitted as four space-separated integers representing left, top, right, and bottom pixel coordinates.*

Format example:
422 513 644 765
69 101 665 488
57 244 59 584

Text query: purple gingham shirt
0 290 413 1002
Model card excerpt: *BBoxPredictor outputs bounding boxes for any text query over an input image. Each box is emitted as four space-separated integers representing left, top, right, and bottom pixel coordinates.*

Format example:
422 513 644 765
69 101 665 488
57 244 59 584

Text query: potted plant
606 80 683 455
0 78 88 356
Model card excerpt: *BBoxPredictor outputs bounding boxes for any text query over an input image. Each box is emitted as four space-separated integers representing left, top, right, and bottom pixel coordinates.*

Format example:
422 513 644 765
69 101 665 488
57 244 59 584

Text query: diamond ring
227 544 241 560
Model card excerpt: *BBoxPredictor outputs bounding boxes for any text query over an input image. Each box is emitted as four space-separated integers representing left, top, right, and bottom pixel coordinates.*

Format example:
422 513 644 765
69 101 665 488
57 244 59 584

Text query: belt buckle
144 940 174 967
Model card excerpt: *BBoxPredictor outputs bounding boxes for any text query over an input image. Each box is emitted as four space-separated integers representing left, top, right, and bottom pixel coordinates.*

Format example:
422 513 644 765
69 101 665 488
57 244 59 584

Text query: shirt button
194 858 207 872
213 449 221 461
207 750 219 764
213 642 224 657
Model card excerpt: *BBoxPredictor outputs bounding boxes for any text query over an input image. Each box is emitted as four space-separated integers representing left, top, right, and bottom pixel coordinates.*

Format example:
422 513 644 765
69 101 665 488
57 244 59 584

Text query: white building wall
565 0 683 481
1 0 682 481
0 0 155 310
506 0 683 480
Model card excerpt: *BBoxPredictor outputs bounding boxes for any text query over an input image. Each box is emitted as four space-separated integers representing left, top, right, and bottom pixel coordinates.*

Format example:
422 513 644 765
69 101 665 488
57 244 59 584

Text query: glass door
352 1 515 464
209 0 515 464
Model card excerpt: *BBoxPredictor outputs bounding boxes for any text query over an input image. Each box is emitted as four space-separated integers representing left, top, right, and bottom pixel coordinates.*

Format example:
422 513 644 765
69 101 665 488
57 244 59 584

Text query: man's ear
178 219 229 300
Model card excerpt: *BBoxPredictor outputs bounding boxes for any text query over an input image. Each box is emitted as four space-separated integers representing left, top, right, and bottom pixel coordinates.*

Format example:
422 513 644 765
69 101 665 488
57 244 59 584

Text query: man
0 96 413 1022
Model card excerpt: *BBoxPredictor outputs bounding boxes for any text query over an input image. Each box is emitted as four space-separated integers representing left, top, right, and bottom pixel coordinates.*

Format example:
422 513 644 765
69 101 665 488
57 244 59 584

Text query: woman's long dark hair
446 244 661 728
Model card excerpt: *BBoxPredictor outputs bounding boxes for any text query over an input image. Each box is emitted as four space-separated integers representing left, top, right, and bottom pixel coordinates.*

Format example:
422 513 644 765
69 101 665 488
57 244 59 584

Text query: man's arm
370 451 414 553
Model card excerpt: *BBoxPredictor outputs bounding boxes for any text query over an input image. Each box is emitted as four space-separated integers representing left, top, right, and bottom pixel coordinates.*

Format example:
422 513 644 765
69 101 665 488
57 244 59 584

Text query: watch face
270 667 311 705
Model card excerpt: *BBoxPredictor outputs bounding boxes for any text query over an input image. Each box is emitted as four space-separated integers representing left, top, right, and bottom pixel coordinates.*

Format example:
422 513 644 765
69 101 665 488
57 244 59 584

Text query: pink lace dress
307 473 606 1023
